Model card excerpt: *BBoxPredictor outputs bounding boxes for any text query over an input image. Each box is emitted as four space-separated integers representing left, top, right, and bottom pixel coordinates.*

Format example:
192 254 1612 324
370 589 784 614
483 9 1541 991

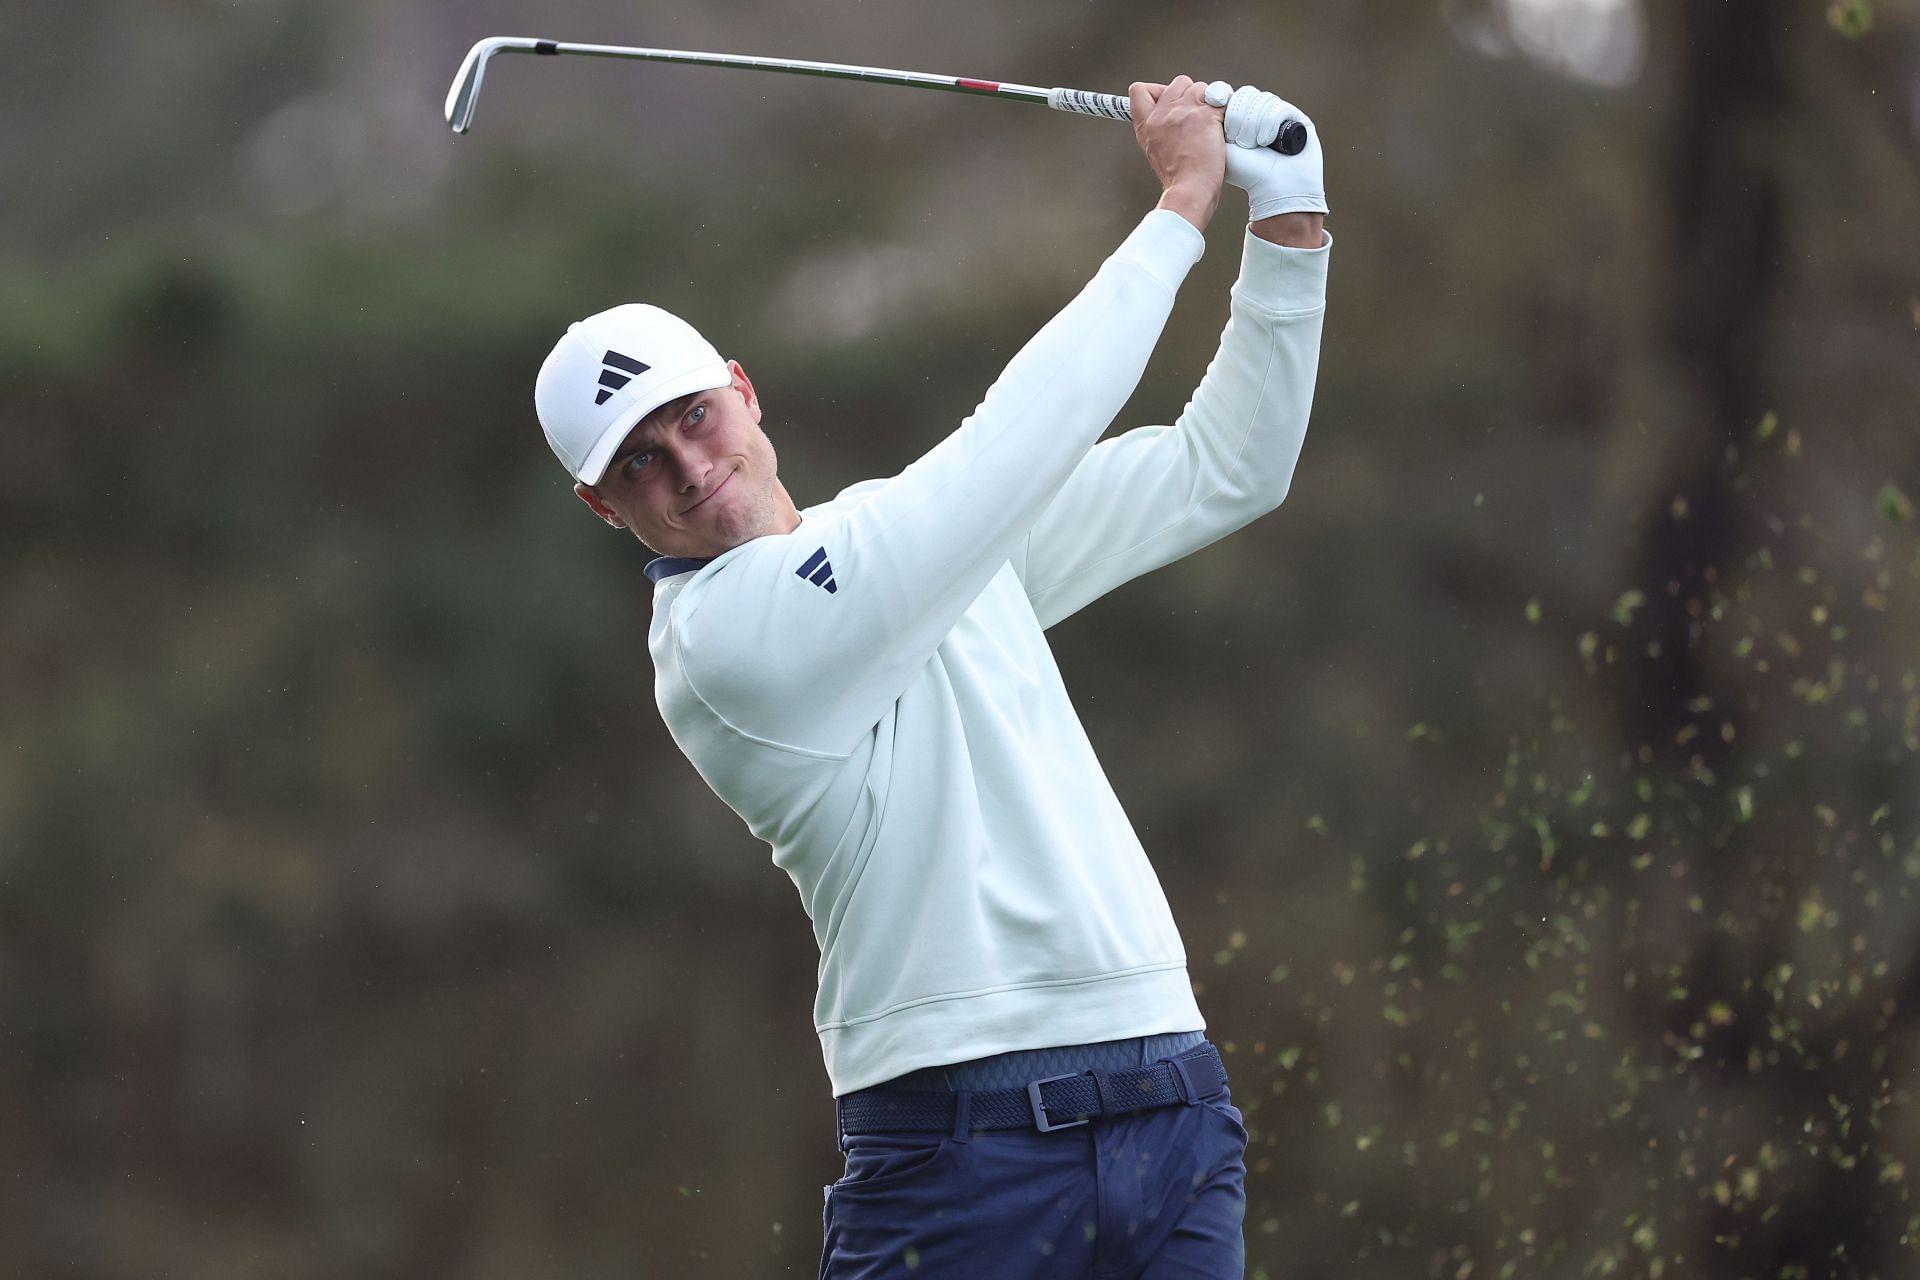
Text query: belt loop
951 1089 973 1144
1089 1069 1114 1117
1164 1055 1201 1106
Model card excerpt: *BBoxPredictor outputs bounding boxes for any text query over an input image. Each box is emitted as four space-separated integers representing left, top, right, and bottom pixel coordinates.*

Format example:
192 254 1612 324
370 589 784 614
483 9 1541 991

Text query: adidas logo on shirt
594 350 651 406
796 547 838 595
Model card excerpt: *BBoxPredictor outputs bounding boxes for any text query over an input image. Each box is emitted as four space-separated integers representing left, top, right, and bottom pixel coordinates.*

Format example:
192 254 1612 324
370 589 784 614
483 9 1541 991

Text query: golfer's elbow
1206 469 1294 532
1248 475 1294 521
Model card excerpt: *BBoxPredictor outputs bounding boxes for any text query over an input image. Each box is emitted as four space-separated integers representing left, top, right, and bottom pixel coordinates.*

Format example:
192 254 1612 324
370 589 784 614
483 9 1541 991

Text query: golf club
445 37 1309 155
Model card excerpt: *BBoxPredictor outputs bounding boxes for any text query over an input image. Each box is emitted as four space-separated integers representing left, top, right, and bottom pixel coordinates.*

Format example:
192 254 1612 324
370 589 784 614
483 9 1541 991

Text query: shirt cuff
1233 227 1332 312
1111 208 1209 294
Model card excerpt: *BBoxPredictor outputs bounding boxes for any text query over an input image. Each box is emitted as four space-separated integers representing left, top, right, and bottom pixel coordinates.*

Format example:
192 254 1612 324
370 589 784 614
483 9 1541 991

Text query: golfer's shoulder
829 478 887 506
658 477 885 638
661 520 850 642
651 525 859 728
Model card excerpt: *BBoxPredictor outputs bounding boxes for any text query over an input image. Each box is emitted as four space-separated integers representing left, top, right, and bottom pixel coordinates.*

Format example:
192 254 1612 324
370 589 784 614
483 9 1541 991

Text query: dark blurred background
4 0 1919 1275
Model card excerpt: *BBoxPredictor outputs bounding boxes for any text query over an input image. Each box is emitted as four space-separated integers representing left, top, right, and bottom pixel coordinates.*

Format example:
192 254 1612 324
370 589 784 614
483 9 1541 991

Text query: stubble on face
690 434 780 554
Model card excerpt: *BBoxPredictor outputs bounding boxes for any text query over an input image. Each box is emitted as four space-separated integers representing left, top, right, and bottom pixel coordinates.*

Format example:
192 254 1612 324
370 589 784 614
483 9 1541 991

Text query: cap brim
575 361 735 484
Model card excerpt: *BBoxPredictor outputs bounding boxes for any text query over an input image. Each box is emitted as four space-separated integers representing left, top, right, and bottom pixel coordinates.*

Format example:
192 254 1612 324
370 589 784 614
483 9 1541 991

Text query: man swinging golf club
535 76 1329 1277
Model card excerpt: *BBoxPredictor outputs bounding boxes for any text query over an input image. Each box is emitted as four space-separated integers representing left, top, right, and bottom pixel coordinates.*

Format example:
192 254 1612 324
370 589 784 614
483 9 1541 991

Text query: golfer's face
592 363 779 558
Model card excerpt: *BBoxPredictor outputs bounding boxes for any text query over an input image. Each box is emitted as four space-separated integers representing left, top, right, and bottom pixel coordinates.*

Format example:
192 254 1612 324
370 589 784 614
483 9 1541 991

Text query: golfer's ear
575 482 625 527
729 359 761 424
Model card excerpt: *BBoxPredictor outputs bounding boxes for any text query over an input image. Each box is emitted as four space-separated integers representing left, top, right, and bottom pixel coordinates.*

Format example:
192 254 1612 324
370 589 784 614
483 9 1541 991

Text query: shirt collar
643 556 714 583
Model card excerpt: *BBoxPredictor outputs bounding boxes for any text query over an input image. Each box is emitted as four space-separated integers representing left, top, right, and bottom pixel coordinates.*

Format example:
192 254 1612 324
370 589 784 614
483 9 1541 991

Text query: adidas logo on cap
594 350 651 406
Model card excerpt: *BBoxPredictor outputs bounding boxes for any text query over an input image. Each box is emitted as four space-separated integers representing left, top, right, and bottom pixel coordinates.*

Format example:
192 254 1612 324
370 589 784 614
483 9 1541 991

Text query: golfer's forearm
1251 212 1326 248
1170 229 1330 523
1009 228 1329 628
843 211 1198 594
896 209 1202 543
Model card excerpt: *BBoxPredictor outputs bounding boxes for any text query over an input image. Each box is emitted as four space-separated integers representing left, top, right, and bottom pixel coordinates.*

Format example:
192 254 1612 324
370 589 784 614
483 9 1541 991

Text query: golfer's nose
672 447 709 492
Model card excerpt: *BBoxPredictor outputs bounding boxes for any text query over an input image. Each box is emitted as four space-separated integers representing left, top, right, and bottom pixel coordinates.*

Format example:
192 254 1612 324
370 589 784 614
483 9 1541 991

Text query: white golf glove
1205 81 1327 222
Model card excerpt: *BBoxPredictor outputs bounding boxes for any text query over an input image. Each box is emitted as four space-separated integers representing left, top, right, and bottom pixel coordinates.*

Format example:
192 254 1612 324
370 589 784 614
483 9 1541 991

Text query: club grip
1046 88 1307 155
1269 119 1308 156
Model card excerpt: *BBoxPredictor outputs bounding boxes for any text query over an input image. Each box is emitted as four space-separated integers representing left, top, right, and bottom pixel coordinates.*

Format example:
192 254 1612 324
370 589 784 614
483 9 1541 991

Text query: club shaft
446 37 1307 154
539 39 1053 101
449 37 1054 133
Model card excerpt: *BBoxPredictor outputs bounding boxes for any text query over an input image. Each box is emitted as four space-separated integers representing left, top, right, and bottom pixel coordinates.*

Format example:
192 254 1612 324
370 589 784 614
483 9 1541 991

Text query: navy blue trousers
821 1035 1247 1278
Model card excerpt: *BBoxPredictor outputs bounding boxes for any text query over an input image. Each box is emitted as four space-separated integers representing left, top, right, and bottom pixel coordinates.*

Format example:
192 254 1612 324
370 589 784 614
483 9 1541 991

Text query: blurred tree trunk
1628 0 1787 768
1632 4 1908 1277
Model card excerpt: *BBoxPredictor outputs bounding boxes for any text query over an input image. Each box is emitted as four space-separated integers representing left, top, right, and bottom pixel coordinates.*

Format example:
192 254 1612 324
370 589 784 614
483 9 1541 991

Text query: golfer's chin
670 505 768 560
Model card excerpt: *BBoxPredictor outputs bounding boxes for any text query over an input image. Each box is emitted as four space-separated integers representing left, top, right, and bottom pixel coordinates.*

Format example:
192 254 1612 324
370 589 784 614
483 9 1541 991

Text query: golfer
534 77 1329 1277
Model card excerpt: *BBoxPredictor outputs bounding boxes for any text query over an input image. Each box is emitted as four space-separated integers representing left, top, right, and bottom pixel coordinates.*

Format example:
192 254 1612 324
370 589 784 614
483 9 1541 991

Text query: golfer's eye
624 450 653 475
684 404 706 430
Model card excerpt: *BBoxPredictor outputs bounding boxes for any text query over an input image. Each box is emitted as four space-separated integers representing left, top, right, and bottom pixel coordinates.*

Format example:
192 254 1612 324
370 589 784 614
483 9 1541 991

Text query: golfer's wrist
1251 212 1325 248
1156 181 1218 233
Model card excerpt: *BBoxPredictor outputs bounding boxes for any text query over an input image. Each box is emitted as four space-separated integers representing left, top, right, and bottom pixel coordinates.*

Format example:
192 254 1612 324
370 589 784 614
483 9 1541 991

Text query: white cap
534 303 733 484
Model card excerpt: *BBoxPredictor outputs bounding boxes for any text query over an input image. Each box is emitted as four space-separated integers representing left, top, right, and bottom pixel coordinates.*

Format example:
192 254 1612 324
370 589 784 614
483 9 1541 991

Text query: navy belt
836 1043 1229 1136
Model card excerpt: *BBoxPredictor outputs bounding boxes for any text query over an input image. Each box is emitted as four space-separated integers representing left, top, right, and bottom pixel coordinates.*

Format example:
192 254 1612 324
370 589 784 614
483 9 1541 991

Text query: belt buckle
1027 1073 1091 1132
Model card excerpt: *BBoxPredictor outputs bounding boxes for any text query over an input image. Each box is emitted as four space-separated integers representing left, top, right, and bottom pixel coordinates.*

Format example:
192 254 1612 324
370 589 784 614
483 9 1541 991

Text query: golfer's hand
1130 77 1225 233
1206 82 1328 241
